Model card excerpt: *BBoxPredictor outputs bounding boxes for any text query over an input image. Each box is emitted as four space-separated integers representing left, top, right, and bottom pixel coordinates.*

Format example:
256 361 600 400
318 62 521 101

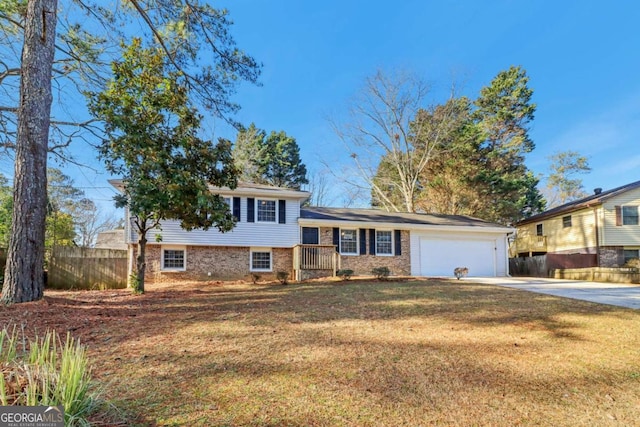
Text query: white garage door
419 237 496 277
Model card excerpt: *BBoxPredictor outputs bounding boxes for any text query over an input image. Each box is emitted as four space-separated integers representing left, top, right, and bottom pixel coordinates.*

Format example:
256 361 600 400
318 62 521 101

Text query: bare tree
72 198 121 247
0 1 111 163
543 150 591 208
304 168 333 207
331 70 457 213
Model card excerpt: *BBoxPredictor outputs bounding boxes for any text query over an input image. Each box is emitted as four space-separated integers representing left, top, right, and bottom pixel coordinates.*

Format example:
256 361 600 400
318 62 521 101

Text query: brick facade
143 245 293 283
599 246 623 267
134 228 412 284
318 227 411 276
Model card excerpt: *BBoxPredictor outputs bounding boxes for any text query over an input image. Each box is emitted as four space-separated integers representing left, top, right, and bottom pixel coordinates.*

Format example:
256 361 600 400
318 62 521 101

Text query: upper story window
376 230 393 255
562 215 572 228
536 224 543 236
340 229 358 255
257 199 276 222
623 206 639 225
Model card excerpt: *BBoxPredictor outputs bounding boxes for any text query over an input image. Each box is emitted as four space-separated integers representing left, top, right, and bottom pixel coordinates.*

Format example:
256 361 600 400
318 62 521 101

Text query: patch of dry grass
3 279 640 426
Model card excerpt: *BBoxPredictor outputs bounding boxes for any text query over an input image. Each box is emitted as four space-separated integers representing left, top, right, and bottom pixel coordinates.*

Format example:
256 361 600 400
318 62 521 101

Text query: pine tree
233 125 308 190
472 66 545 223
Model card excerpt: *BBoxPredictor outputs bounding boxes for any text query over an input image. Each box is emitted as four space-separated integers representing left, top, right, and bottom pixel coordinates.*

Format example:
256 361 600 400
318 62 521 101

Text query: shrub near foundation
276 271 289 285
337 269 354 280
372 266 390 280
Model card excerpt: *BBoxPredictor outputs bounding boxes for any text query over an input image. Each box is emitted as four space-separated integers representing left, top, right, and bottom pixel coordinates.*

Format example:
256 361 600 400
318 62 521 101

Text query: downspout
594 206 600 267
506 231 515 277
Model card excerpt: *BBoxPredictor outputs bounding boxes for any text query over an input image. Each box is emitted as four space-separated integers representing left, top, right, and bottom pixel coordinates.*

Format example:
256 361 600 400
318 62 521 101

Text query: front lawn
2 279 639 426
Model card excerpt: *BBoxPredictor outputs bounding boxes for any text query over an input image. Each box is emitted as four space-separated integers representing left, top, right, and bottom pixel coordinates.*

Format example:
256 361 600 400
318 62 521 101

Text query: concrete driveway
465 276 640 309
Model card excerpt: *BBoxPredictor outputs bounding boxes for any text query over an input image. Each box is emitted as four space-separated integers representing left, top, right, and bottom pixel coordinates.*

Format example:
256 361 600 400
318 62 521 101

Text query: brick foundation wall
599 246 623 267
318 228 411 276
300 269 333 281
142 245 293 283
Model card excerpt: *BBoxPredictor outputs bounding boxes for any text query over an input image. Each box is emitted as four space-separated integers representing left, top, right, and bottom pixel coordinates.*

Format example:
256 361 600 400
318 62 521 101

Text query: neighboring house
111 180 513 283
512 180 640 267
95 229 127 250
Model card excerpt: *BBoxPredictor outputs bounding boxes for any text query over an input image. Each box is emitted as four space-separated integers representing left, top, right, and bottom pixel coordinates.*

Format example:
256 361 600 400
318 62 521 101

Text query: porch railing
293 244 340 280
511 235 547 256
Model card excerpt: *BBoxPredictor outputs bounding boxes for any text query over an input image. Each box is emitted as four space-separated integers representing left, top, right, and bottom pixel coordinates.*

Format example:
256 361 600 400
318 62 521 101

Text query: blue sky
222 0 640 205
3 0 639 213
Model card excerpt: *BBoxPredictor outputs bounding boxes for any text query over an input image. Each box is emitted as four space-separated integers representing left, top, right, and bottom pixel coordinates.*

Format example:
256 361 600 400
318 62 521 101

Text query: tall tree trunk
134 220 147 293
1 0 58 304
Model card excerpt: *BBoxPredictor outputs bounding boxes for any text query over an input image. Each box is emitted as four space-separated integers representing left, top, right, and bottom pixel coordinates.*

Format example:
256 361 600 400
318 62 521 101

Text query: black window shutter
333 228 340 251
615 206 622 226
394 230 402 256
232 197 241 221
279 200 286 224
369 229 376 255
359 229 367 255
247 198 255 223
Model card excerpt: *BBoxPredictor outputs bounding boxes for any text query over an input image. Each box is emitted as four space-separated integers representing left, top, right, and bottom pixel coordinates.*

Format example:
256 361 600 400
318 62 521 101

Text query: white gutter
298 218 514 234
108 179 310 200
218 187 310 200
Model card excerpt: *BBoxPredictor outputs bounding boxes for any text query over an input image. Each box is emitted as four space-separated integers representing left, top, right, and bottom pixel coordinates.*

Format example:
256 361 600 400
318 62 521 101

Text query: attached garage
410 230 510 277
300 207 513 279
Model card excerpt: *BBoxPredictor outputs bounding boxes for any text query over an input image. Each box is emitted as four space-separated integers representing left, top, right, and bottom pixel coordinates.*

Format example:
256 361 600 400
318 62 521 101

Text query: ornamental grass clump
0 327 100 426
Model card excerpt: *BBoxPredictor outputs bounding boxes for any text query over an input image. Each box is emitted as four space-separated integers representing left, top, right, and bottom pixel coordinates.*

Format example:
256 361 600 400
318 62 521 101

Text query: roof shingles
517 179 640 225
301 207 506 228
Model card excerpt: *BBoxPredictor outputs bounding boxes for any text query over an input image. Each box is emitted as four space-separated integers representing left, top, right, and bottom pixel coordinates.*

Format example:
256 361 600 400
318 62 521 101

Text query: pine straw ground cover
1 278 640 426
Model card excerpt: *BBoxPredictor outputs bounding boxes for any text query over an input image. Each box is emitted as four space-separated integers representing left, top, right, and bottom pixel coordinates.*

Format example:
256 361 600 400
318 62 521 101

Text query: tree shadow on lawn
108 314 640 427
237 280 628 339
2 278 631 347
5 279 639 425
1 279 635 351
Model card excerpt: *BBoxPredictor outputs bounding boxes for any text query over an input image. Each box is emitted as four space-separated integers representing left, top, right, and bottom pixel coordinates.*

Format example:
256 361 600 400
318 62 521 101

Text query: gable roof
300 207 512 232
517 179 640 226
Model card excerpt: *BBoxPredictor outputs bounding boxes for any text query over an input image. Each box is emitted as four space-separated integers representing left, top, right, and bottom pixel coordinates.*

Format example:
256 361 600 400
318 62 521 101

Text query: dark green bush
372 267 390 280
336 269 354 280
276 271 289 285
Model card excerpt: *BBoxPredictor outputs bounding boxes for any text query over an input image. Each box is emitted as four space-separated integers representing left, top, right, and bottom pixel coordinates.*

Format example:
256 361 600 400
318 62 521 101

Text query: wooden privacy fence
48 246 128 290
510 253 598 277
510 256 548 277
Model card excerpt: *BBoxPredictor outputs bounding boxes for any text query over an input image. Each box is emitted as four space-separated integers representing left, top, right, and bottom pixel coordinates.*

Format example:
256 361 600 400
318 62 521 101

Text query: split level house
110 180 514 283
512 180 640 267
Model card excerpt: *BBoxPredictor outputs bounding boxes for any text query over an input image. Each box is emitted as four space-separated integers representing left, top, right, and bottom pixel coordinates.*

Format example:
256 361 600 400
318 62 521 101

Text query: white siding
125 206 135 244
602 187 640 246
133 198 301 248
410 230 509 277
